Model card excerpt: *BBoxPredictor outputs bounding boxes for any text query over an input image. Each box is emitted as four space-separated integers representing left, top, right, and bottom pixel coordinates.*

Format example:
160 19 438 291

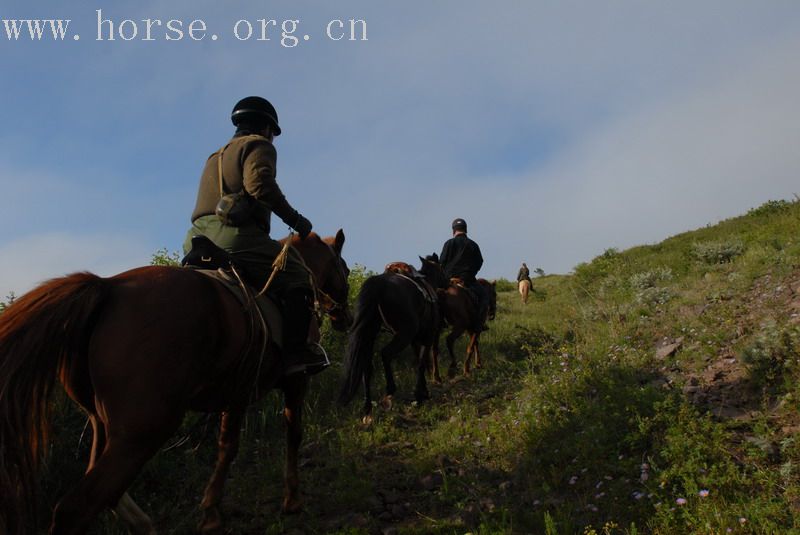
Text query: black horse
339 255 447 420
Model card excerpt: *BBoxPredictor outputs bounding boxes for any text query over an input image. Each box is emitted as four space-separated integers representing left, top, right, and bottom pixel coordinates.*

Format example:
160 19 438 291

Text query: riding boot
281 288 329 376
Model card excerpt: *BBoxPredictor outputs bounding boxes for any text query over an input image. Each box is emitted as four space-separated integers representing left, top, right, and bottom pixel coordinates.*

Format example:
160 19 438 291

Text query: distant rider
439 218 489 330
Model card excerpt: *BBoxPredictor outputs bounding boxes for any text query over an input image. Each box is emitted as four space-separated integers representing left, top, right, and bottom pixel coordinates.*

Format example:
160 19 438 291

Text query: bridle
311 244 350 323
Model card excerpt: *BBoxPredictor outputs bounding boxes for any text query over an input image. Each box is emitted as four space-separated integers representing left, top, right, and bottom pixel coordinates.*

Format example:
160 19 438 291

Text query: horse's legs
114 494 156 535
380 332 411 398
472 333 482 369
412 343 430 402
430 338 443 384
84 417 153 535
50 426 174 535
362 351 375 418
198 410 244 534
445 328 464 378
282 376 309 513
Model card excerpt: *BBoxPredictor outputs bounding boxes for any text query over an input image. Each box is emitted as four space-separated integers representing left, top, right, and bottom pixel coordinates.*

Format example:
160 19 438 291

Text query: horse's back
84 266 251 414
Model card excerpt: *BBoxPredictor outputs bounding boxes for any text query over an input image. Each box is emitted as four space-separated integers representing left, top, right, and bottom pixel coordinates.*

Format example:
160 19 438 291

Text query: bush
574 248 623 284
747 199 793 218
629 268 673 291
494 278 516 292
151 248 182 266
691 240 745 264
741 322 800 392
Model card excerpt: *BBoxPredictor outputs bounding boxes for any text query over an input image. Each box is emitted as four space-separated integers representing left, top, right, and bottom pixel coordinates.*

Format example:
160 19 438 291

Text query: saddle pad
194 268 284 348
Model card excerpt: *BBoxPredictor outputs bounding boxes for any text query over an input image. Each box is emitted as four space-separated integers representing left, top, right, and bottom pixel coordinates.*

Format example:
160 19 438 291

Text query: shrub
747 199 792 218
151 248 182 266
494 278 516 293
629 268 673 291
574 248 623 285
741 322 800 391
691 240 745 264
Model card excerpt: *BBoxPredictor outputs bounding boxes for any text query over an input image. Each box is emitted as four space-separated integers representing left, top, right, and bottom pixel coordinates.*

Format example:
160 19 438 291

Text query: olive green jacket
190 133 300 236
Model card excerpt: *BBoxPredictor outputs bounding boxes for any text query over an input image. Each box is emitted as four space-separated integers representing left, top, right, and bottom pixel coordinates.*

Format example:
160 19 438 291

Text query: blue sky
1 1 799 297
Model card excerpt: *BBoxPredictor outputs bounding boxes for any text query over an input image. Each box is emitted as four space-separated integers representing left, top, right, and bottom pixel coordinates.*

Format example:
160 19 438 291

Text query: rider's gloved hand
293 212 312 239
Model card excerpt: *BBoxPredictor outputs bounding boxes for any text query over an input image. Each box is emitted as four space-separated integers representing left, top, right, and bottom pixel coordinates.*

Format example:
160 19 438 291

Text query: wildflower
676 498 687 506
569 476 578 485
595 492 605 499
739 517 747 525
533 499 541 506
632 492 645 500
698 489 709 498
640 472 649 482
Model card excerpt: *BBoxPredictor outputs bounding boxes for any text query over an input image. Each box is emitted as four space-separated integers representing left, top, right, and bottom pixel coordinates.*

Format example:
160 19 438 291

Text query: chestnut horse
339 255 447 420
432 278 497 380
0 231 350 535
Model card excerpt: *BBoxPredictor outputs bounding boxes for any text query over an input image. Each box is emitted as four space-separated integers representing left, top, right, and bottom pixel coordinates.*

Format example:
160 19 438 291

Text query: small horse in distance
0 231 351 535
432 278 497 380
519 278 531 304
339 254 447 421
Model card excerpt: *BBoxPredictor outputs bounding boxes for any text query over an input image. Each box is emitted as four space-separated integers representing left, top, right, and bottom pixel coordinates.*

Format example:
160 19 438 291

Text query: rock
656 339 683 359
380 490 400 504
366 496 383 510
420 472 444 491
390 504 406 518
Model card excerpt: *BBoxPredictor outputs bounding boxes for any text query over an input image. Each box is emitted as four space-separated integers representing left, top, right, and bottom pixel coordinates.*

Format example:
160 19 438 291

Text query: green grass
20 198 800 533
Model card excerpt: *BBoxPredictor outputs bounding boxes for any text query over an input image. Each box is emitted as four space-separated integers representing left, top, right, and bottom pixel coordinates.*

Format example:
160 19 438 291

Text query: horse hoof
282 497 304 514
197 510 223 535
380 395 393 410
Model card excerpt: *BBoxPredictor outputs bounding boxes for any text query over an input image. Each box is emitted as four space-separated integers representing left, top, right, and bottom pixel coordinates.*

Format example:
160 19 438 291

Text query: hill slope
35 199 800 534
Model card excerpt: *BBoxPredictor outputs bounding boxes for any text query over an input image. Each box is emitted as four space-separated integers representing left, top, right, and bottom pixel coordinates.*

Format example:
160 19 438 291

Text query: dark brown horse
432 278 497 380
339 255 447 421
0 231 351 535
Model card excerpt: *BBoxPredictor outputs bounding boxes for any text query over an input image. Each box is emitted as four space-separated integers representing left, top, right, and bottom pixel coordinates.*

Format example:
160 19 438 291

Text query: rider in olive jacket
184 96 326 376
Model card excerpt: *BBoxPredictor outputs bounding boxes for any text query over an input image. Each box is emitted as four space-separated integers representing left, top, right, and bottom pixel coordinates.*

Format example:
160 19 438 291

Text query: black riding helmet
452 218 467 232
231 96 281 136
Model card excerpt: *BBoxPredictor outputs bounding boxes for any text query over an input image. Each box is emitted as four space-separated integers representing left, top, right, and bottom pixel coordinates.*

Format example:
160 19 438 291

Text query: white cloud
330 29 800 277
0 233 153 299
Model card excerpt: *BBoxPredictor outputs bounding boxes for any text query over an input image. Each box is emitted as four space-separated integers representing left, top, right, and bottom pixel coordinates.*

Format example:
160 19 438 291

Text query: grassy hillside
25 198 800 533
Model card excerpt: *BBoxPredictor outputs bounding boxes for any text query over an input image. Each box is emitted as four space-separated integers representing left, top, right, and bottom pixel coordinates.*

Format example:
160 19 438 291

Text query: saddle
182 235 283 347
450 276 480 307
384 261 437 303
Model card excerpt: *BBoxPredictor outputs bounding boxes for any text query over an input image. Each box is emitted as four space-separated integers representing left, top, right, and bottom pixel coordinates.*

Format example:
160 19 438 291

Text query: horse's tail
0 272 110 535
338 275 385 404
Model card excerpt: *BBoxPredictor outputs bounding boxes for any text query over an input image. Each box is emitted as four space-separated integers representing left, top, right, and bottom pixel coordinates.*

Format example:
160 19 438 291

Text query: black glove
293 212 312 239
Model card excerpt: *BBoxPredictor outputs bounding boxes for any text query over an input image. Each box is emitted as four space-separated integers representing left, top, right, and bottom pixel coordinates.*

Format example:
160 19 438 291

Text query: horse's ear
419 256 425 264
333 229 345 254
432 252 439 262
491 280 497 286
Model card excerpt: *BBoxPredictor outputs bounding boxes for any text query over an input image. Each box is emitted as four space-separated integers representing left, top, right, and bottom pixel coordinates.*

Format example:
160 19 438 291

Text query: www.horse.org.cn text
2 9 369 47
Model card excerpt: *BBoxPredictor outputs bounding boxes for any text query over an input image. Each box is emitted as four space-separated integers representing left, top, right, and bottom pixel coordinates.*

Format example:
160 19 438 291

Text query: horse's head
418 253 447 289
289 229 353 331
478 278 497 320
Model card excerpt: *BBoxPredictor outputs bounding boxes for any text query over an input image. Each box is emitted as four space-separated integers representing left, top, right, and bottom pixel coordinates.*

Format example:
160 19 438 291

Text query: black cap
231 96 281 136
452 218 467 232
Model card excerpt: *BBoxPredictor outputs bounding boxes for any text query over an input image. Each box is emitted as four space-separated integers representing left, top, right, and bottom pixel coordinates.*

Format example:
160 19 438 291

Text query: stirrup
284 343 330 376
